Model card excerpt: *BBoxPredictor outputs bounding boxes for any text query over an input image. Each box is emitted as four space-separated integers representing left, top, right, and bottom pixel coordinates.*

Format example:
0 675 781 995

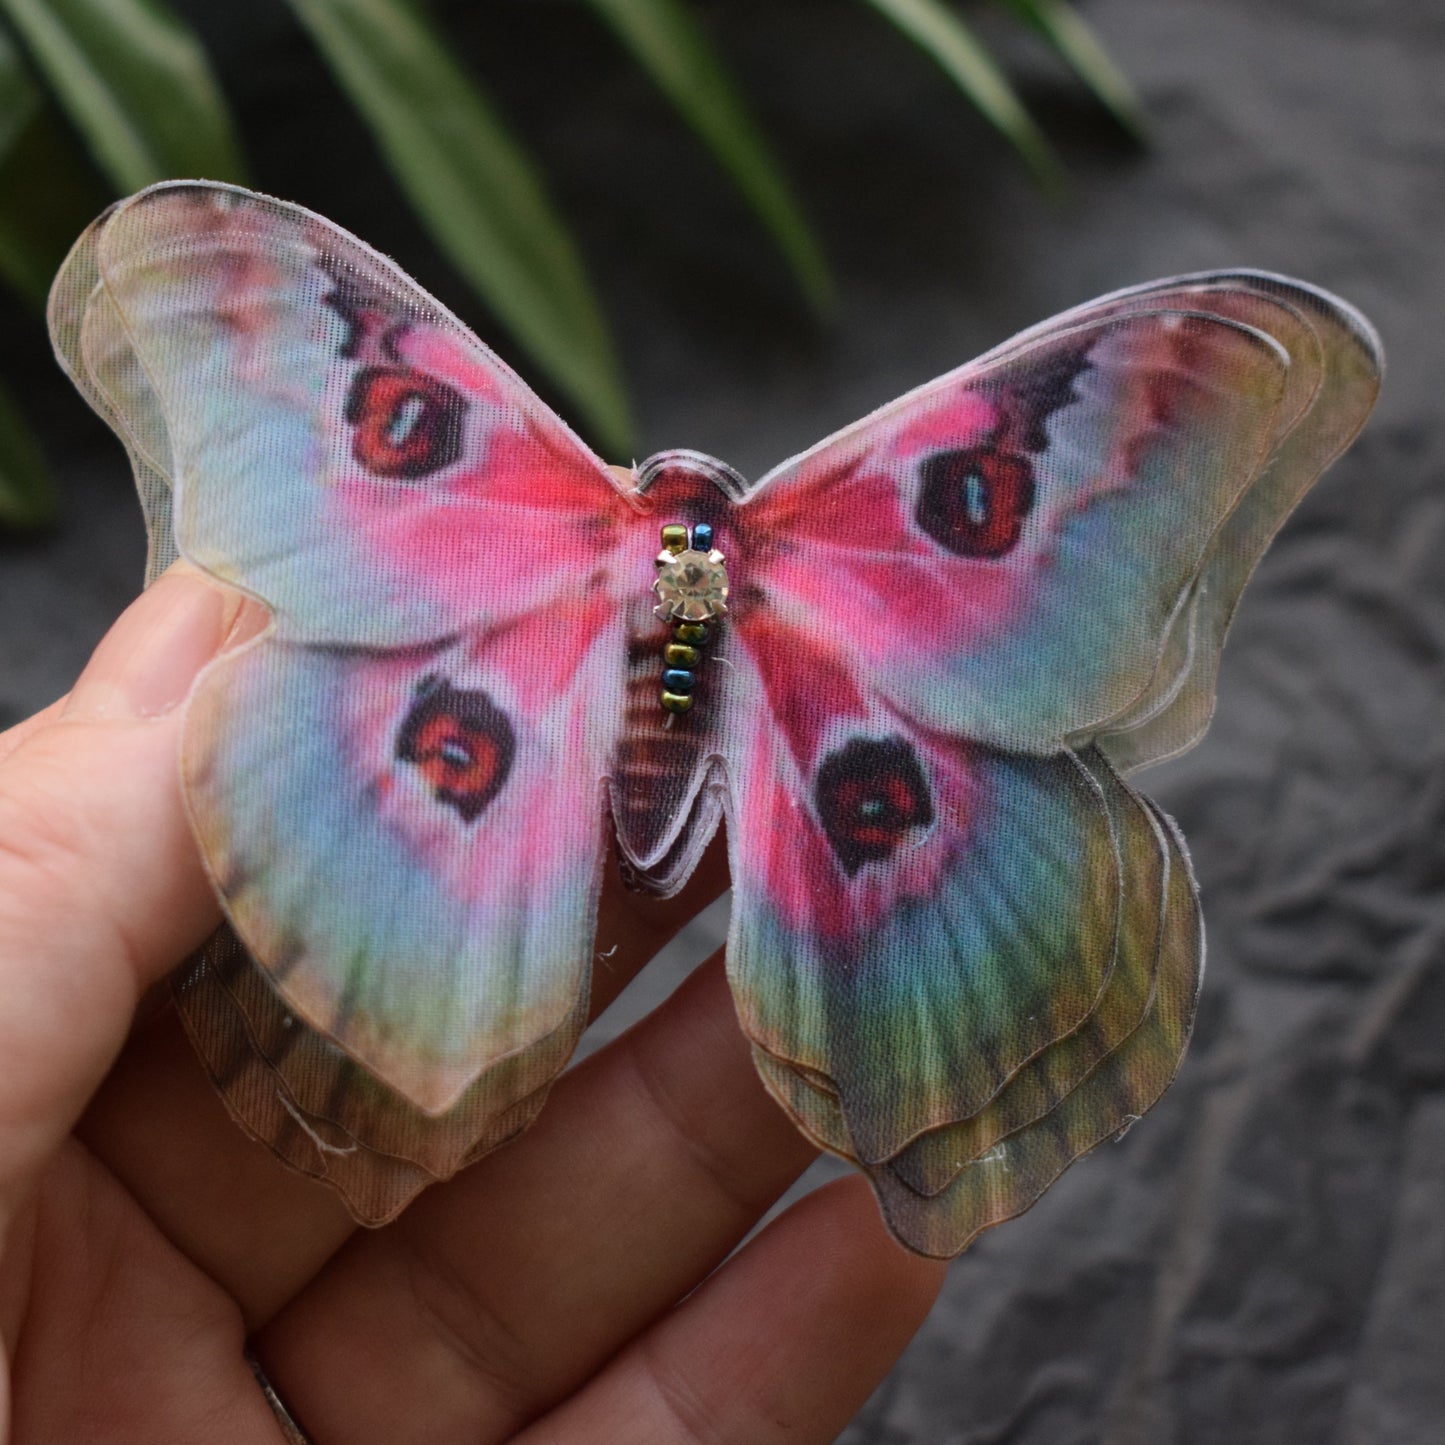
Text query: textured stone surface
1 1 1440 1440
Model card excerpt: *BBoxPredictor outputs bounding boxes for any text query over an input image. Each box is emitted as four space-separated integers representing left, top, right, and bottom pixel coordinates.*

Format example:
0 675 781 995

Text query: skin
0 568 945 1444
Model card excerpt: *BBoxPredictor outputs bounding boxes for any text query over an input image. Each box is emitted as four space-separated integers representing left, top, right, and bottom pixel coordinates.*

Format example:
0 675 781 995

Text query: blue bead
662 668 697 694
691 522 714 551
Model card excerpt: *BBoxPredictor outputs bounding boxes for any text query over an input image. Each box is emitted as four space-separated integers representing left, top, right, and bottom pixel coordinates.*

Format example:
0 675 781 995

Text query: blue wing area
184 606 624 1126
727 635 1124 1162
50 180 635 646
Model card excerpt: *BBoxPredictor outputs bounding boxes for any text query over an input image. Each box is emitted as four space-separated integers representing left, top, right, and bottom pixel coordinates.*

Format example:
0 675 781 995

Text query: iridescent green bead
664 642 700 668
673 621 709 645
660 523 689 554
660 690 694 714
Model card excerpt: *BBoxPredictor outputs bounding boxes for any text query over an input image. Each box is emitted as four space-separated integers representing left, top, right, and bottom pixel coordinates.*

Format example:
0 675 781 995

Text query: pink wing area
63 181 643 643
717 278 1379 1249
46 181 670 1214
736 307 1293 752
723 619 1122 1164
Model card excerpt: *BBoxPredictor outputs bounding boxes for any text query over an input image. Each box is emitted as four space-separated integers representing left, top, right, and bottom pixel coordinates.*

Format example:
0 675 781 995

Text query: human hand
0 569 944 1444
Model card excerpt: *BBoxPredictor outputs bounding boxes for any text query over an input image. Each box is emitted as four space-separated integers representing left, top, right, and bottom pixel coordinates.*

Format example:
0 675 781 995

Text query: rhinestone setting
653 547 730 623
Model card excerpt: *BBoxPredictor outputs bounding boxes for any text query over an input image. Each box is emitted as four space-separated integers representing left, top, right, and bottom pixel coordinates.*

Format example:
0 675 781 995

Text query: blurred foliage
0 0 1143 529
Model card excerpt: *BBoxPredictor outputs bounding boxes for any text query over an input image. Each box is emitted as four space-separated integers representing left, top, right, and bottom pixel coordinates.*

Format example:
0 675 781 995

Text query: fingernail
64 570 252 722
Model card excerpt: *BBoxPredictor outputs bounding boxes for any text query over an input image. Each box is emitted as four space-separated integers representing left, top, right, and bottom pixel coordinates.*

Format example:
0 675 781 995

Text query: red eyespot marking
815 736 935 876
915 446 1035 559
345 365 465 478
395 678 515 823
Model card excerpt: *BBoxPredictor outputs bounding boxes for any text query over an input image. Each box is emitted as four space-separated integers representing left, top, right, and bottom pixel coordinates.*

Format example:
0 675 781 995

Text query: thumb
0 569 259 1228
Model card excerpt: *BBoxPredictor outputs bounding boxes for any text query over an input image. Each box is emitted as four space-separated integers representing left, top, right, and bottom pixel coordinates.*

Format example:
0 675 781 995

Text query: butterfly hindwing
175 932 578 1222
725 616 1123 1164
868 798 1203 1258
183 597 623 1119
885 749 1168 1198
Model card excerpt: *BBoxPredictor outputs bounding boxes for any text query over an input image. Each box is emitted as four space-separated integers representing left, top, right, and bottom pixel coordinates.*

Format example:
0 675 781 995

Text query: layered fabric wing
871 800 1203 1258
737 306 1294 751
48 208 179 580
47 181 651 1210
719 280 1380 1243
71 181 638 644
748 746 1165 1181
184 612 622 1116
748 783 1199 1258
48 190 1381 1261
884 749 1167 1198
1043 274 1383 767
722 614 1123 1164
176 931 576 1224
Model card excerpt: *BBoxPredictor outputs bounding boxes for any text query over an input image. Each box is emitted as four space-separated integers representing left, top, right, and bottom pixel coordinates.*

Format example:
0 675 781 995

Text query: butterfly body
48 181 1382 1254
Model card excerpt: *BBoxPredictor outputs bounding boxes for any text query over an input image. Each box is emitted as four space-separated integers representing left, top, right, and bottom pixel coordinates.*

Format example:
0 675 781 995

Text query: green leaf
861 0 1063 191
0 0 248 192
0 20 40 159
1003 0 1146 141
0 27 105 308
286 0 632 455
0 374 56 530
584 0 833 315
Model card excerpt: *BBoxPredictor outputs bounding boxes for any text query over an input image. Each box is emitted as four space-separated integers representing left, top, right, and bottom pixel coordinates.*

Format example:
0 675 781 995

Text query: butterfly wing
723 617 1122 1163
737 305 1292 750
870 798 1203 1258
49 182 644 1206
1084 274 1383 767
720 281 1379 1248
48 208 179 579
80 181 636 643
883 748 1168 1198
745 747 1167 1194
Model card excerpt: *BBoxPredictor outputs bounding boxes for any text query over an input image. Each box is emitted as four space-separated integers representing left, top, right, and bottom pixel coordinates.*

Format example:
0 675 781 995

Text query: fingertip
761 1173 949 1325
62 569 264 725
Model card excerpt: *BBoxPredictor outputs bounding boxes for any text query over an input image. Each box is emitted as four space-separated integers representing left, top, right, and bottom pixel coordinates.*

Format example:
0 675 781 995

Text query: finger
255 950 818 1444
520 1177 946 1445
77 831 730 1327
0 571 249 1227
0 696 68 768
5 1141 286 1445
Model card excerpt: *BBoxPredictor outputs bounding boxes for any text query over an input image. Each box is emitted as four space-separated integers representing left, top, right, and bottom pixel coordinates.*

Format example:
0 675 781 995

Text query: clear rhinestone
654 548 730 621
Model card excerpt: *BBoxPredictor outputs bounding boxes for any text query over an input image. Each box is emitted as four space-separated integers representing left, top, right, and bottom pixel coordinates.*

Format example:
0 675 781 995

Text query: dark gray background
1 2 1441 1440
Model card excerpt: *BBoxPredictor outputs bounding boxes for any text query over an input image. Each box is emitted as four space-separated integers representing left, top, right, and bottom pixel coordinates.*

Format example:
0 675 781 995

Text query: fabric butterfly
48 182 1382 1257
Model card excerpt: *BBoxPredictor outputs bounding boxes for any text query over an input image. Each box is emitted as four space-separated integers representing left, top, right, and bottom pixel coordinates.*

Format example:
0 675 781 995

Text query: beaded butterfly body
48 183 1381 1256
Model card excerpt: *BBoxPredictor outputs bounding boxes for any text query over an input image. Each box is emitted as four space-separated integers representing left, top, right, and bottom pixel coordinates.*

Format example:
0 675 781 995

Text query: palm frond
1003 0 1146 140
860 0 1064 192
584 0 833 314
0 0 247 190
288 0 633 453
